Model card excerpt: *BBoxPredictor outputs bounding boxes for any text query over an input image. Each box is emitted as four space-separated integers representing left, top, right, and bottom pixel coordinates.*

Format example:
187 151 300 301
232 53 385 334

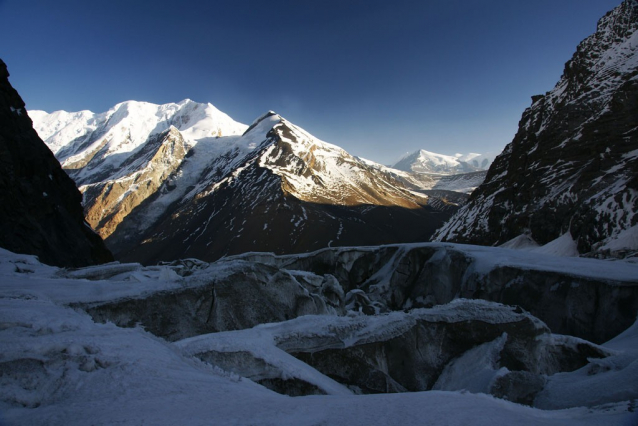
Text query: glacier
1 241 637 425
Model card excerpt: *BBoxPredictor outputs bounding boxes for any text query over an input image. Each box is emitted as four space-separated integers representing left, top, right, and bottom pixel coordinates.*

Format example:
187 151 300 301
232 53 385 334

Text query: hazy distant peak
393 149 494 175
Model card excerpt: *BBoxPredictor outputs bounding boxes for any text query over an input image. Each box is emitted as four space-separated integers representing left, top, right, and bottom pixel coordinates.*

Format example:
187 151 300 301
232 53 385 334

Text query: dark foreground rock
0 59 112 267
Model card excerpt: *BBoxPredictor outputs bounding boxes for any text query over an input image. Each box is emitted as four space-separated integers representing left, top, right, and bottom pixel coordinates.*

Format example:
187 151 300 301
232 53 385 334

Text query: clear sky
0 0 622 165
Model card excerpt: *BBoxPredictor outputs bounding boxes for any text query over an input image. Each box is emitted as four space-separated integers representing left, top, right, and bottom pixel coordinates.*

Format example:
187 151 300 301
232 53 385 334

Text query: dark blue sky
0 0 621 164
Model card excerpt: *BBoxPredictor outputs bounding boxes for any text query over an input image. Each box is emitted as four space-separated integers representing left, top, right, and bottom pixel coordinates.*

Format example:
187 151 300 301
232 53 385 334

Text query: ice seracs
1 241 637 424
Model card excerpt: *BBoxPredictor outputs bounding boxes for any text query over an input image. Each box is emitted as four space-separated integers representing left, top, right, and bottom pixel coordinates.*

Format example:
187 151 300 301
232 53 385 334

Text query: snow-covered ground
1 246 637 425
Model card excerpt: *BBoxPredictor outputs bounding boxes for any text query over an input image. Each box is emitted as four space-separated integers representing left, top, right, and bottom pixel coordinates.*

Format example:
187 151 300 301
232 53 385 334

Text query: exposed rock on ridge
111 113 457 263
82 126 187 239
0 59 112 267
434 1 638 256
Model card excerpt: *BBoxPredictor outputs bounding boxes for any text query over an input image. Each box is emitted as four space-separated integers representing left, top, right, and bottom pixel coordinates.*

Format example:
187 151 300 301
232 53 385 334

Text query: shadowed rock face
434 1 638 256
0 59 113 267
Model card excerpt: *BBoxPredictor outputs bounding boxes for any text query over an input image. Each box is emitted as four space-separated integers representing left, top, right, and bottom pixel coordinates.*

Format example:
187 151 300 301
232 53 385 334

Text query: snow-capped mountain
30 99 249 243
31 106 465 263
435 0 638 257
392 149 494 175
112 112 458 263
30 99 248 185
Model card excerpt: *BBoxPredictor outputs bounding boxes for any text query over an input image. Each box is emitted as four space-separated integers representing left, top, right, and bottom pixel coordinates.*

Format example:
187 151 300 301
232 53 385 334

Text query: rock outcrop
81 126 187 240
0 59 112 267
434 0 638 257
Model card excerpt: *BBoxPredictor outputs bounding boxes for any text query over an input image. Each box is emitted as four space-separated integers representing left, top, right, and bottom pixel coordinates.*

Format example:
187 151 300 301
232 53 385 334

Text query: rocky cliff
81 126 187 240
435 0 638 256
0 59 112 267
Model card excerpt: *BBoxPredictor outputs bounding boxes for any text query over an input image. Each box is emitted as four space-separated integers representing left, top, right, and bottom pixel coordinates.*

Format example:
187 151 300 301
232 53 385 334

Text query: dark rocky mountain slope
435 0 638 257
0 59 112 266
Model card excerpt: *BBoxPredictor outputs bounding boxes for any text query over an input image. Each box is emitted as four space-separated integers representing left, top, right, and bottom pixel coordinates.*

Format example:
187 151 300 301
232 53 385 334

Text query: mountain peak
30 99 248 184
243 111 282 136
253 110 280 125
29 95 470 264
393 149 493 175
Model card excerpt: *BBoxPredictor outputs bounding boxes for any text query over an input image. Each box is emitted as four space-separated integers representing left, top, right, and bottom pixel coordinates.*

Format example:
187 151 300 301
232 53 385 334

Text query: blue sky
0 0 622 165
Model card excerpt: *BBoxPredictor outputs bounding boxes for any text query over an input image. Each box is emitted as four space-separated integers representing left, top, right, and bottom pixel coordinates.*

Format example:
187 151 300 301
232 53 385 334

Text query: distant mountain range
392 150 494 175
30 103 490 263
28 1 638 264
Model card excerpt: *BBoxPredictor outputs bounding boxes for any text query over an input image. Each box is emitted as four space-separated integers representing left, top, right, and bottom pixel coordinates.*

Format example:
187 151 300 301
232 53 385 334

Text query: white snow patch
532 232 580 257
601 224 638 252
433 334 509 394
498 234 540 251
